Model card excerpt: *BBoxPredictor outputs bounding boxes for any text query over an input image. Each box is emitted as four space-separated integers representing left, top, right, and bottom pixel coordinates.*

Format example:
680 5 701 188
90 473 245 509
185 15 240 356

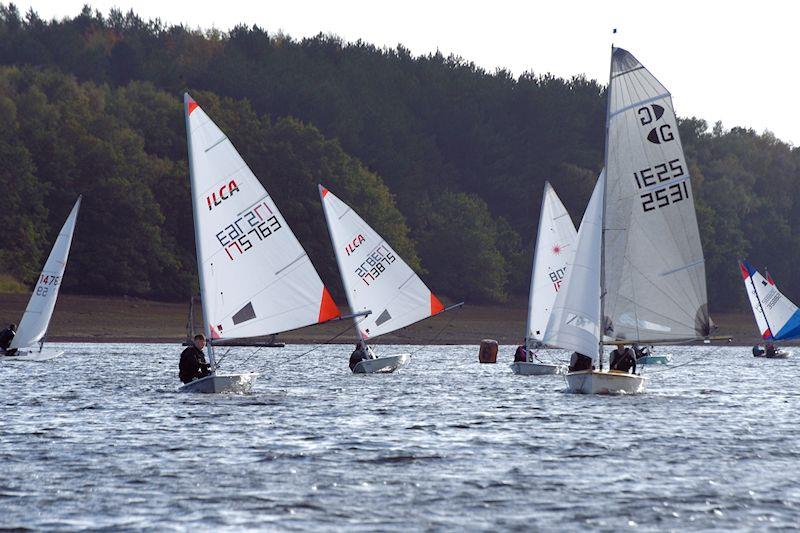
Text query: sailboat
546 47 716 394
739 261 795 358
181 94 343 392
511 182 577 375
319 185 460 373
2 197 81 361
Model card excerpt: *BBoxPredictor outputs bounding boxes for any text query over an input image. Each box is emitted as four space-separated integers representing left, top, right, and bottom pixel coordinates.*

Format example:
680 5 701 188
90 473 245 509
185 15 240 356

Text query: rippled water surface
2 343 799 531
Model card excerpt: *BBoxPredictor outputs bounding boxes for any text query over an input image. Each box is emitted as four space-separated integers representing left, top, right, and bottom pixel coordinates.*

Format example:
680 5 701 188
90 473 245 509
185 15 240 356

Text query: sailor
633 343 650 360
765 342 778 358
568 352 593 372
609 343 637 373
179 333 212 383
0 323 16 350
513 344 527 363
349 341 369 371
752 345 765 357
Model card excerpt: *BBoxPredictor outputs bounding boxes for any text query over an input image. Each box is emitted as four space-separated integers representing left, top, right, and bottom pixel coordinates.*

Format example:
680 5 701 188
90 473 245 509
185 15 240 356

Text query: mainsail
184 94 340 343
11 197 81 351
319 185 444 339
526 182 577 346
740 261 800 340
602 47 712 342
543 171 605 362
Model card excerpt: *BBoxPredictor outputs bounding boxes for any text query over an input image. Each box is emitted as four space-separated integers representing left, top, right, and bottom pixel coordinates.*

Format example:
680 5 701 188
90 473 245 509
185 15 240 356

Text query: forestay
184 94 339 341
543 171 604 362
526 182 577 346
319 185 444 339
602 47 711 342
11 197 81 350
740 261 800 340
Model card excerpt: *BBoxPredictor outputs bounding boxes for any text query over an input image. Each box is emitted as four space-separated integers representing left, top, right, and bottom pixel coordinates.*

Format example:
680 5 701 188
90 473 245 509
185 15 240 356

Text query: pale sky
16 1 800 145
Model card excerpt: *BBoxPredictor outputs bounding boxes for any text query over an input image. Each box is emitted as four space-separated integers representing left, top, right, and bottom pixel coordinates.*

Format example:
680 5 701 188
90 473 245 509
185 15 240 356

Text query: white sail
319 185 444 339
184 94 339 342
526 182 577 346
602 47 711 342
11 197 81 350
543 171 604 362
741 261 800 340
740 261 770 339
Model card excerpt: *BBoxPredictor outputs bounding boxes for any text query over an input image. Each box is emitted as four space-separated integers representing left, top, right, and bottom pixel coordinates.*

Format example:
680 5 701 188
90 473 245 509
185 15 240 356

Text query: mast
319 186 364 343
184 93 216 368
524 183 551 359
598 44 615 371
748 265 773 339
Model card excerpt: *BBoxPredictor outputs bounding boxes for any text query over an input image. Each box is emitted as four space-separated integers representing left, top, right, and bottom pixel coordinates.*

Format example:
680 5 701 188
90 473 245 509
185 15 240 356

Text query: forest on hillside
0 4 798 312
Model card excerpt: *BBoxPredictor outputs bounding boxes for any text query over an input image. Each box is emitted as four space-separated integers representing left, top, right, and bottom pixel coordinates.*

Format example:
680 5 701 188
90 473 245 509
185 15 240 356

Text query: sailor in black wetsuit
179 334 211 383
609 343 637 373
0 323 16 351
349 341 369 372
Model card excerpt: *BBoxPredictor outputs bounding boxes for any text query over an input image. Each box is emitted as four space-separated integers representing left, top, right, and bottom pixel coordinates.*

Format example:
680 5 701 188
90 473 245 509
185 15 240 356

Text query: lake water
1 343 798 530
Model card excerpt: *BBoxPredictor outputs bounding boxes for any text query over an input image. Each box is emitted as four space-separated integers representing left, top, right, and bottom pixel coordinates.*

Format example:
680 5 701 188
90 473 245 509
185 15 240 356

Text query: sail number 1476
633 158 690 212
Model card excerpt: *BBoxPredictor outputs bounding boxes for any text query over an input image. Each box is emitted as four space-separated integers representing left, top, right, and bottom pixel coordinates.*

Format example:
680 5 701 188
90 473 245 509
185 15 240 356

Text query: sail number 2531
633 158 690 212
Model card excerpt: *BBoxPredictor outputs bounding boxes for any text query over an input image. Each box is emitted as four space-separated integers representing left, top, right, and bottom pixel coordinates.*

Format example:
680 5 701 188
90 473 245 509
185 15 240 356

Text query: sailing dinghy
511 182 576 376
547 48 717 394
319 185 460 373
2 197 81 362
182 94 343 392
740 261 795 358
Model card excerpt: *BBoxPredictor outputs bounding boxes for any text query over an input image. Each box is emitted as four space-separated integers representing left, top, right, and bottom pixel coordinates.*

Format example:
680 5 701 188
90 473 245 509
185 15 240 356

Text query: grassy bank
0 292 768 346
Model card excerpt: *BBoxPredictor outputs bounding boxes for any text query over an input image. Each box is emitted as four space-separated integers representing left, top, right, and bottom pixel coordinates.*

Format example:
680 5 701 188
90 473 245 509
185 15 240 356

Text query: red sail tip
209 324 222 339
762 328 772 340
318 287 340 322
186 95 198 115
739 263 750 280
430 293 445 315
319 185 329 198
767 272 775 285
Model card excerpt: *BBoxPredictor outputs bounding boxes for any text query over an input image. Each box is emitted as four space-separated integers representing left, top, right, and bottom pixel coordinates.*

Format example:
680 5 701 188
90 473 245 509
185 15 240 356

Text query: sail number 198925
633 158 690 212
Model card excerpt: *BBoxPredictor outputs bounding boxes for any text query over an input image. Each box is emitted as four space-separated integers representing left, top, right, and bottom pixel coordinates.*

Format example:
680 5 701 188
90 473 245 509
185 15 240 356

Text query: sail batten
184 93 339 342
10 197 81 351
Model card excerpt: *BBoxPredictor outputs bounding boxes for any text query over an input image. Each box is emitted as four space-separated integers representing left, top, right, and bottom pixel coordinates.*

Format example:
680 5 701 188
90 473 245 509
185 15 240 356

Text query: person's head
9 324 15 331
193 333 206 350
616 343 624 351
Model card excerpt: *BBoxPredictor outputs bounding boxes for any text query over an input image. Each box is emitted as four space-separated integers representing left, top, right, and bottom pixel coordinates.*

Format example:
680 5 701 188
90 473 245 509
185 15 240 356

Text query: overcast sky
16 1 800 145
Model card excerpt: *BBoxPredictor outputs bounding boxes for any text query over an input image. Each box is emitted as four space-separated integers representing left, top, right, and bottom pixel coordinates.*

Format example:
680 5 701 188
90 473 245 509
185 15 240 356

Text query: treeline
0 5 798 312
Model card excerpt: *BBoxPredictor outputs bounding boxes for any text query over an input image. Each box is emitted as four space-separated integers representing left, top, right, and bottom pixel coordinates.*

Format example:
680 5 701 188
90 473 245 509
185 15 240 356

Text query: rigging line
406 309 460 357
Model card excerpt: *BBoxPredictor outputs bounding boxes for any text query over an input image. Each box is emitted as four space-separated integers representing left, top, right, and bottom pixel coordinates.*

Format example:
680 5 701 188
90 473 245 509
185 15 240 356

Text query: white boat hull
352 354 411 374
565 370 647 395
179 372 258 394
510 361 567 375
637 354 672 365
767 349 791 359
1 348 65 361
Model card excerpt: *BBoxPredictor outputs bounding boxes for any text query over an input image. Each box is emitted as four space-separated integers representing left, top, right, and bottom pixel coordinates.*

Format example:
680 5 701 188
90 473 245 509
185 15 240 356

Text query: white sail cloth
602 47 711 342
543 171 605 362
184 94 339 341
11 197 81 350
319 185 444 339
526 182 577 346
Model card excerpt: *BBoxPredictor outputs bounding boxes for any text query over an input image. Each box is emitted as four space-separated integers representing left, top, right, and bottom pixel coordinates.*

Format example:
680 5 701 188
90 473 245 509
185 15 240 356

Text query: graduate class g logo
637 104 674 145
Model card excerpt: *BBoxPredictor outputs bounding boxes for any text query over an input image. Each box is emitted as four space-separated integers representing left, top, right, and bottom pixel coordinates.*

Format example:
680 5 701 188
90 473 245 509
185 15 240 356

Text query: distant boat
545 47 717 394
181 94 342 392
739 261 795 358
2 197 81 361
319 185 461 373
511 182 576 376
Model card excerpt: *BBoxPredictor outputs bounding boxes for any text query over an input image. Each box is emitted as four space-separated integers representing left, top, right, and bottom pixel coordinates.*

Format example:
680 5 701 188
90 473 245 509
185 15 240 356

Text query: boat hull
1 348 65 361
767 349 791 359
510 362 567 375
352 354 411 374
179 372 258 394
637 354 672 365
565 370 647 395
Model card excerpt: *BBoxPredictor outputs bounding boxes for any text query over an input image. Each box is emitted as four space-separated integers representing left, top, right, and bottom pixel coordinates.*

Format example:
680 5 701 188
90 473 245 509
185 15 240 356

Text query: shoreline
0 293 781 347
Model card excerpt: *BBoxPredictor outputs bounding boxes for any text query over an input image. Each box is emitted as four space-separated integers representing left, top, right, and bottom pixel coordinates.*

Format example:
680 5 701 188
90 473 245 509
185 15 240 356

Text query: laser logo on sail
206 180 240 210
345 234 366 256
